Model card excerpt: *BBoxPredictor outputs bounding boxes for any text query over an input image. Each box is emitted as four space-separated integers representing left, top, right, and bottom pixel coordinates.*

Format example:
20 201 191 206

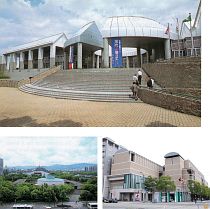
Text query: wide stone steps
19 68 146 102
19 84 140 103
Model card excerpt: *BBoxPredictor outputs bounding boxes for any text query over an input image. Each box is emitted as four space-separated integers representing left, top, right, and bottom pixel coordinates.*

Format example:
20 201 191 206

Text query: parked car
103 198 109 203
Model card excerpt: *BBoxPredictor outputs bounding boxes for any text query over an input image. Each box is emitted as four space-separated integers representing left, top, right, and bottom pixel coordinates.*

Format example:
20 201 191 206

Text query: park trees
79 177 97 201
0 176 74 203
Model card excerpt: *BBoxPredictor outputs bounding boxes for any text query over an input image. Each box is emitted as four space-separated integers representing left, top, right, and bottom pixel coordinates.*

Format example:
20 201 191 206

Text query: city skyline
0 136 97 167
0 0 200 53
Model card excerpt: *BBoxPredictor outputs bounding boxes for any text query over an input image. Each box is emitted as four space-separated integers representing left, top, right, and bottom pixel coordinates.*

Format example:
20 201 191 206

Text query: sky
0 0 200 54
105 130 210 185
0 136 97 166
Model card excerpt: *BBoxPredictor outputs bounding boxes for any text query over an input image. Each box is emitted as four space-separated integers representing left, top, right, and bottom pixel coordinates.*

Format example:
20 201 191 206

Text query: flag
165 23 170 35
183 13 191 23
176 18 179 33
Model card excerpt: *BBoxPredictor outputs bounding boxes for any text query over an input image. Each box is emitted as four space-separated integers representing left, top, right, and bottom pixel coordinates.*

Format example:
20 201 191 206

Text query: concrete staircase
19 68 146 103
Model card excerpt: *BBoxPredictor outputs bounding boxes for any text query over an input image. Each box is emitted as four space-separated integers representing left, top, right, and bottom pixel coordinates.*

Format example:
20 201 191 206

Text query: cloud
0 137 97 166
0 0 199 53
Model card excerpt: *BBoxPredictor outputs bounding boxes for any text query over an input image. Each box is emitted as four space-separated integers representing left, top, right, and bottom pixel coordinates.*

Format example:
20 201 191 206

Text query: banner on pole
111 38 123 68
69 46 74 69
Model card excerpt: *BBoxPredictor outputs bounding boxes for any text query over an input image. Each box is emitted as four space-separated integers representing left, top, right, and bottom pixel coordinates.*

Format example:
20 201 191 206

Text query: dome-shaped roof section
102 16 175 39
164 152 184 159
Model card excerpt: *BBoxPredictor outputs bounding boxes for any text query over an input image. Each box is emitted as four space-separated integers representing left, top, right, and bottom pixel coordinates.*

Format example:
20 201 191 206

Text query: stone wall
0 79 19 87
138 88 201 117
0 66 61 88
164 88 201 99
143 61 201 88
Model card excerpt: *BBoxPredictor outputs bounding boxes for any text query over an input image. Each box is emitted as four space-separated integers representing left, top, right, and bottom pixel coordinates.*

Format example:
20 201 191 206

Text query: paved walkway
103 201 209 209
0 88 201 127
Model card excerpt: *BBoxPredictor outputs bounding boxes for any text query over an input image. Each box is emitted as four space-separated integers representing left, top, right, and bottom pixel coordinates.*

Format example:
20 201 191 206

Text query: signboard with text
111 38 123 68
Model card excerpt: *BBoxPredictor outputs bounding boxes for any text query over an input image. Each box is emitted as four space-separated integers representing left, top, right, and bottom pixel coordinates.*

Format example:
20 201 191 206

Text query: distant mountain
9 163 97 171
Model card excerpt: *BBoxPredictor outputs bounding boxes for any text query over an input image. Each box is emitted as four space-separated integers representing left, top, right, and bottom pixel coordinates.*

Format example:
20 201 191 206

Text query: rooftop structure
37 174 64 186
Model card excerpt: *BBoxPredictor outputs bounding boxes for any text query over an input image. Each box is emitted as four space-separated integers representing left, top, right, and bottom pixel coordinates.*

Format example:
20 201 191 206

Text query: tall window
123 174 145 189
131 153 135 162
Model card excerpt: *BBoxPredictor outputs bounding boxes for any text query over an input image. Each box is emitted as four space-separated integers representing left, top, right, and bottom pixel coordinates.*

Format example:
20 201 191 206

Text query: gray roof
164 152 184 159
4 33 67 54
64 21 103 48
102 16 177 39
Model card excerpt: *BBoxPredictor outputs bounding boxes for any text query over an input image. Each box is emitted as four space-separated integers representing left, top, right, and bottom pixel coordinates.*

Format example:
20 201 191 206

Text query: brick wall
138 88 201 117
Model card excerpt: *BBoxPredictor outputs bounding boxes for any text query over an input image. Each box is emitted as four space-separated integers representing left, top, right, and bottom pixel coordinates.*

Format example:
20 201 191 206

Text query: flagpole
176 18 181 57
168 23 172 59
189 13 195 56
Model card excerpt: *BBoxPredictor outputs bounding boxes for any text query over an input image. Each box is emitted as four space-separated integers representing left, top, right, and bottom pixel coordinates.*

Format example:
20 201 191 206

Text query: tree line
0 177 74 203
144 176 210 201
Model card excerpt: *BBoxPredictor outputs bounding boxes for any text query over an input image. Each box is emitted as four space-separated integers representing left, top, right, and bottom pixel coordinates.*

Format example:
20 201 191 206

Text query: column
140 50 143 66
102 38 109 68
2 55 6 70
109 56 112 68
152 48 155 62
38 47 43 69
28 50 33 69
92 52 95 68
164 39 171 60
146 51 149 63
77 43 82 69
9 53 16 71
6 55 10 70
137 47 141 67
96 55 100 68
126 56 129 68
20 52 24 70
50 45 56 68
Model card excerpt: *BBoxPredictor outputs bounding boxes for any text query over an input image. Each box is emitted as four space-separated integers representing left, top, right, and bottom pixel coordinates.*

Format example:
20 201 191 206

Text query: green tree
156 176 176 202
79 177 97 201
144 176 158 201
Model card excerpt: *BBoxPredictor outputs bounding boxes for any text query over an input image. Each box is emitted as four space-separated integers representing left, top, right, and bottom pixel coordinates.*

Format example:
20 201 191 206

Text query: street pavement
0 201 87 209
103 201 210 209
0 88 200 127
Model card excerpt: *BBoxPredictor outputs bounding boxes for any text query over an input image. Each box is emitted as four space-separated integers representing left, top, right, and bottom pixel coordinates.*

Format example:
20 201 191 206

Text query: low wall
0 79 18 87
143 62 201 88
164 88 201 99
0 66 61 88
138 88 201 117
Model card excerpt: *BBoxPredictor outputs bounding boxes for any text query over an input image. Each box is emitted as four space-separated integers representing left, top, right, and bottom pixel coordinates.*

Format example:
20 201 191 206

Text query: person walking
132 82 138 100
133 74 138 85
137 68 143 85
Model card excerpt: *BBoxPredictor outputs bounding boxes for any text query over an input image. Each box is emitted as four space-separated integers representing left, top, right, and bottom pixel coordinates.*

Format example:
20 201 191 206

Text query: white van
87 202 97 209
12 205 33 209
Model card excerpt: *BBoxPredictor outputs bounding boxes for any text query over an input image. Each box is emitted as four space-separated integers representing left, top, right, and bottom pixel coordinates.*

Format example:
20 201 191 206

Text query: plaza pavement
103 201 209 209
0 88 201 127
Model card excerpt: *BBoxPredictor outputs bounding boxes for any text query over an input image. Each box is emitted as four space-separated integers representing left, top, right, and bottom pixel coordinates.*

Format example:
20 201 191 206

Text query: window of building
131 153 135 162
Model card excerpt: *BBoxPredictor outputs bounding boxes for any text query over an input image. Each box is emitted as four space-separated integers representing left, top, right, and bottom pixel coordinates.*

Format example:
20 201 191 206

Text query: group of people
130 68 154 100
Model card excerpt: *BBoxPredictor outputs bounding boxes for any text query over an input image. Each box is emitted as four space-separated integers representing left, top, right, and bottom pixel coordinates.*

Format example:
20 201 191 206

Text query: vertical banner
69 45 74 69
111 38 123 68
